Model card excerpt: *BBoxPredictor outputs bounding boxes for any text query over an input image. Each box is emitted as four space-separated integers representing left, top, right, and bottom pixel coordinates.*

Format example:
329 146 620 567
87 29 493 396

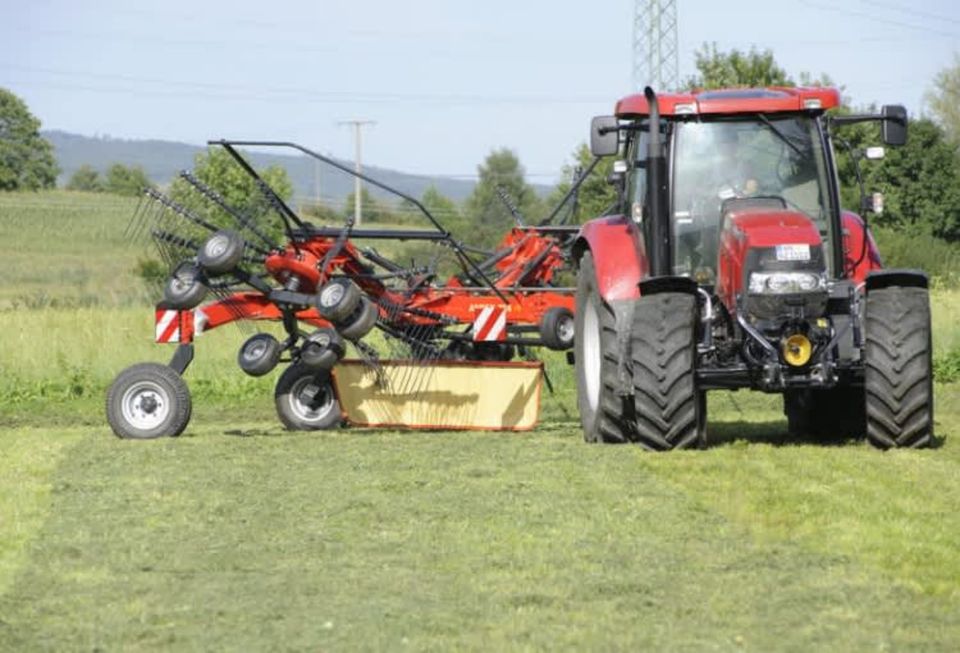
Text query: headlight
748 271 825 294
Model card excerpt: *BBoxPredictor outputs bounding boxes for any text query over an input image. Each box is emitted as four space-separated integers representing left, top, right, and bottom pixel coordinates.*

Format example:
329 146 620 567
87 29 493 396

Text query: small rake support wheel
540 306 575 351
274 365 342 431
300 328 346 371
238 333 281 377
630 292 702 451
105 363 192 439
317 278 362 323
163 264 208 310
198 229 245 276
574 252 629 444
336 296 379 341
864 286 934 449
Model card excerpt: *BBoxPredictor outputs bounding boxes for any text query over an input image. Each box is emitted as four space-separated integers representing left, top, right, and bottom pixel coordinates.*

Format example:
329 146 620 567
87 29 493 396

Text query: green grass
2 190 960 649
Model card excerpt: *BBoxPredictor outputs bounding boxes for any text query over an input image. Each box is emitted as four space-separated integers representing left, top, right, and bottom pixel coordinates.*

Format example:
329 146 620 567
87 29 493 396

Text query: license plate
775 244 811 261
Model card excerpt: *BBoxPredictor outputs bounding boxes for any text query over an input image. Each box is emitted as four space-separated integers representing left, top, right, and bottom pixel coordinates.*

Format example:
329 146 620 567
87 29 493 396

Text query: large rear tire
630 292 702 450
864 286 933 449
574 252 629 443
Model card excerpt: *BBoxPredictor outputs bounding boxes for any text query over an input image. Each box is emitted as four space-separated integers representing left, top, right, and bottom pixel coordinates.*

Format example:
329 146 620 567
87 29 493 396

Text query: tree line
4 46 960 244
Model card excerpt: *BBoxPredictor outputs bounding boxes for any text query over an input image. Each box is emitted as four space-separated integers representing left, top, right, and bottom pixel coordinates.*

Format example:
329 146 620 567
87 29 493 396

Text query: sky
2 0 957 184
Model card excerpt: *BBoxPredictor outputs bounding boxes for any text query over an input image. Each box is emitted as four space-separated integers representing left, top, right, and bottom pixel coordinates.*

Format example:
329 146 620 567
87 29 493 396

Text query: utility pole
338 119 376 225
632 0 678 92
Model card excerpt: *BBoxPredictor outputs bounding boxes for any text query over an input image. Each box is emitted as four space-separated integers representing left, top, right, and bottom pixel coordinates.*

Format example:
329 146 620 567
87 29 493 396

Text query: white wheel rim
583 299 601 412
320 284 344 308
288 376 335 424
120 381 170 430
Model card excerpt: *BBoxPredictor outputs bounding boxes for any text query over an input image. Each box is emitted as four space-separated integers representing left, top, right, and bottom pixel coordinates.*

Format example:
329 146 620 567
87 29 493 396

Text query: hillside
43 130 482 203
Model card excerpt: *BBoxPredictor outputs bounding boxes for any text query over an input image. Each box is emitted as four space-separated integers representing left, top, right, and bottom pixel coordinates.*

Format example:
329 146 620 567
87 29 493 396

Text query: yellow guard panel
332 360 543 431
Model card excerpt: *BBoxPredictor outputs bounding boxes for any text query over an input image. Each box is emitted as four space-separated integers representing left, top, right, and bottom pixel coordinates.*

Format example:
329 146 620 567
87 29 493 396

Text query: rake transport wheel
163 264 208 310
540 306 575 351
198 229 245 275
300 328 346 370
630 292 703 450
864 286 934 449
106 363 192 439
574 252 629 443
274 365 342 431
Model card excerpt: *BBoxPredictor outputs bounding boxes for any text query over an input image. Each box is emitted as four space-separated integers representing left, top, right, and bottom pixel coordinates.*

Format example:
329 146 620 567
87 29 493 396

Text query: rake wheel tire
574 252 629 444
864 286 933 449
317 278 362 323
275 365 342 431
198 229 245 275
630 292 702 451
106 363 192 439
163 265 208 310
300 328 345 370
238 333 281 377
540 306 575 351
336 296 379 341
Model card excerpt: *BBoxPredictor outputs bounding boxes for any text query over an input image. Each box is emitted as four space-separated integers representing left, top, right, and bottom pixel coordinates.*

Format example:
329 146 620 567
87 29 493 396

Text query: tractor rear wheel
864 286 934 449
630 292 703 450
574 252 629 443
274 365 342 431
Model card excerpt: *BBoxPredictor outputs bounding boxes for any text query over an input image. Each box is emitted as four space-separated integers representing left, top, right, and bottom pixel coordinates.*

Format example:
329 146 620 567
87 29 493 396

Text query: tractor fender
865 269 928 291
573 215 646 302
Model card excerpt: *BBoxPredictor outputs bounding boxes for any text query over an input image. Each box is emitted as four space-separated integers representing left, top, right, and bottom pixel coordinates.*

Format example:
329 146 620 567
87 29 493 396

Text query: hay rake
107 140 589 438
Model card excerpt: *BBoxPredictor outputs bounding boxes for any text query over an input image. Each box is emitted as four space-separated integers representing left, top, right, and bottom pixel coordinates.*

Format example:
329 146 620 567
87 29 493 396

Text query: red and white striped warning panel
154 308 194 344
472 306 507 342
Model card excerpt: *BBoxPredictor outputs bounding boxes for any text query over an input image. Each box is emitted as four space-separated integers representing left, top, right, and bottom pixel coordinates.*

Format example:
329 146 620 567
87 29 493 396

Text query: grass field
1 191 959 650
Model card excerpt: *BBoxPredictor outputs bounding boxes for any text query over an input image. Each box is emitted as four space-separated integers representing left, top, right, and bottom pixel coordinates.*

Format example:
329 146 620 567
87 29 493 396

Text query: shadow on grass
706 419 861 448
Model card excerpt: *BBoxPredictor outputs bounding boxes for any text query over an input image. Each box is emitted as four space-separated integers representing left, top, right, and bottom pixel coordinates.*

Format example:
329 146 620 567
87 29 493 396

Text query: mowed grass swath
0 190 959 649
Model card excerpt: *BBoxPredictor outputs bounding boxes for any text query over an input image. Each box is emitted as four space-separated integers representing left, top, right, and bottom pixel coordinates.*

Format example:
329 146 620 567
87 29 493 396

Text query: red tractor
573 86 933 450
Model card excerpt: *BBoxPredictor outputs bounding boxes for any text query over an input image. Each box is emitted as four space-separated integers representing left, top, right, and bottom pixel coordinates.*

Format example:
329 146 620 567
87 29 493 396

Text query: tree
684 43 792 90
0 88 59 191
167 146 294 239
926 53 960 146
465 148 541 244
104 163 153 196
66 164 103 192
547 143 618 223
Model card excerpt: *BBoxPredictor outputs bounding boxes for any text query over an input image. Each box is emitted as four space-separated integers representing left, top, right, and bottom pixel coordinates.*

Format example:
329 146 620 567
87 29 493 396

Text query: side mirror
881 105 907 147
590 116 620 157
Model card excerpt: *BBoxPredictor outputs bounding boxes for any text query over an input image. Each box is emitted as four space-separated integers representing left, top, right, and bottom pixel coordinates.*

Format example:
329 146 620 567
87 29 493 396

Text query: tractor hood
718 208 828 321
724 210 822 249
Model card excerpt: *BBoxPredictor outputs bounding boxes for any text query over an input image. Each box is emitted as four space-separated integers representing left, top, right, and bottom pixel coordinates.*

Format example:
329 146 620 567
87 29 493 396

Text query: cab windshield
670 115 834 280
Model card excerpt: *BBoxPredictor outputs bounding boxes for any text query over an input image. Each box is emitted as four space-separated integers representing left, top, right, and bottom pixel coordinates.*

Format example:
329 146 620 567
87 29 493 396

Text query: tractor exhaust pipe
644 86 671 278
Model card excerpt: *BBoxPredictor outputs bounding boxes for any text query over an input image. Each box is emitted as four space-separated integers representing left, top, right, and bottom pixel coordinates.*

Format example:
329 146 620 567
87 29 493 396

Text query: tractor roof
614 87 841 118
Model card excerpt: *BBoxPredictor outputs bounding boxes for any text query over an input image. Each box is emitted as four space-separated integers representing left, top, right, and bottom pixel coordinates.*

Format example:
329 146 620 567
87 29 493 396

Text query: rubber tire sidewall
238 333 282 377
163 265 208 310
540 306 575 351
198 229 245 276
317 279 362 323
574 252 628 444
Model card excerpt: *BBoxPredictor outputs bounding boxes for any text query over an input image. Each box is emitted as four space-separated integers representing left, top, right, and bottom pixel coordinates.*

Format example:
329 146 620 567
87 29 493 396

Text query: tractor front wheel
864 285 934 449
574 252 629 443
105 363 192 439
630 292 703 450
274 365 343 431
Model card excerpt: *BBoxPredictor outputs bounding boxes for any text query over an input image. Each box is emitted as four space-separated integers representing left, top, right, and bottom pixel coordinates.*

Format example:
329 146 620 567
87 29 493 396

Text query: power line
801 0 960 39
859 0 960 26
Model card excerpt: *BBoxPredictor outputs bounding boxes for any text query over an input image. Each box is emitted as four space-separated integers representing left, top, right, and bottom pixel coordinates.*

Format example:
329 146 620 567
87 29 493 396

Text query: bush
871 227 960 286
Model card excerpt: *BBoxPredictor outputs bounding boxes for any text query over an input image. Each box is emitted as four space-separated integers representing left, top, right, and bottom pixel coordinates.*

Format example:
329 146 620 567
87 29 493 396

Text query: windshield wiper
757 114 804 156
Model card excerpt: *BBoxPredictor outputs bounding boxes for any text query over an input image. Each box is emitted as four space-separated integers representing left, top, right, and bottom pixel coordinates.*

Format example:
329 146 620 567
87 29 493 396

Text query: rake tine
144 188 221 234
178 171 278 254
